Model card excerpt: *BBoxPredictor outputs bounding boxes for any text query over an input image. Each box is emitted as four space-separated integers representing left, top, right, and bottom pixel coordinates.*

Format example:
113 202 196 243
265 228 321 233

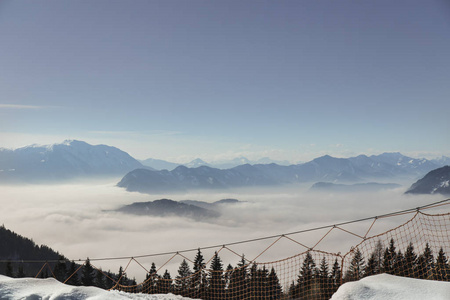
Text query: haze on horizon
0 0 449 163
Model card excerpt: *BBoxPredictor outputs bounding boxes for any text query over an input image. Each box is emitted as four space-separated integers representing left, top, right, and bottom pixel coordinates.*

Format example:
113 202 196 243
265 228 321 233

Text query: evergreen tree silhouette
143 262 158 294
228 255 249 300
95 268 106 289
434 247 449 281
364 253 378 277
291 251 317 299
318 257 333 299
403 242 417 278
66 261 80 286
192 249 207 299
16 265 26 278
268 267 282 300
175 259 192 296
345 248 365 281
53 256 67 282
208 252 225 299
416 243 434 279
331 258 341 294
5 260 13 277
382 238 397 274
394 250 405 276
157 270 173 294
81 258 95 286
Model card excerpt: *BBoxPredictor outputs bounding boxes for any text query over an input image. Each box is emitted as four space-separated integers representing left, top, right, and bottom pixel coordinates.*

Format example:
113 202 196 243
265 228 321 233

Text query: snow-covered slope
405 166 450 195
1 274 448 300
0 275 195 300
331 274 450 300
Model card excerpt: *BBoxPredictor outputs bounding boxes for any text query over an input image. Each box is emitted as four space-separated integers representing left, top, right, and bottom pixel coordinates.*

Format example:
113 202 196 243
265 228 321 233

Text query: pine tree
292 251 317 299
434 248 449 281
364 253 378 277
403 242 417 278
318 257 333 299
81 258 95 286
5 260 13 277
95 268 106 289
228 255 249 300
143 262 158 294
66 261 80 286
248 263 258 298
331 258 341 293
267 267 282 300
208 252 225 299
16 265 26 278
382 239 397 274
116 266 127 286
416 243 434 279
158 270 173 294
345 248 365 281
365 240 383 276
175 259 192 296
192 249 207 299
394 250 405 276
53 256 67 282
374 240 384 273
254 266 269 299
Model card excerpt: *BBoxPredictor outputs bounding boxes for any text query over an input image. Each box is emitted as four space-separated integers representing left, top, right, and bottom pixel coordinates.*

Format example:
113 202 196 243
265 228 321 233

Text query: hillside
405 166 450 195
116 199 220 220
0 225 64 277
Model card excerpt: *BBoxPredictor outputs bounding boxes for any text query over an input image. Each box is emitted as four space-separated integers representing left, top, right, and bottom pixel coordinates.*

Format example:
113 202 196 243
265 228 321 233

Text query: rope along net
11 199 450 299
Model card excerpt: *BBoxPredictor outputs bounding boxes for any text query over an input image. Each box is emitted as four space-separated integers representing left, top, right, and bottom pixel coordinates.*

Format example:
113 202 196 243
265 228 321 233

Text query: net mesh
9 200 450 299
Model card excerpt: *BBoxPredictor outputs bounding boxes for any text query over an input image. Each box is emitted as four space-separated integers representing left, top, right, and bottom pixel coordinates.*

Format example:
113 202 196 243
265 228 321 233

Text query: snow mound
0 275 195 300
331 274 450 300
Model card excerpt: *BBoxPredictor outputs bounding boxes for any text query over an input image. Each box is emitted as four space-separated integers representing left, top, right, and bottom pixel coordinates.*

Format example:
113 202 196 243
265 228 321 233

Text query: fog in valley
0 180 446 281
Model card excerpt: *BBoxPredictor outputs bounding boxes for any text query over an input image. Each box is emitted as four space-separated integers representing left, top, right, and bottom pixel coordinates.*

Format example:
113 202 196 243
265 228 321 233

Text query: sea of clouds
0 179 446 281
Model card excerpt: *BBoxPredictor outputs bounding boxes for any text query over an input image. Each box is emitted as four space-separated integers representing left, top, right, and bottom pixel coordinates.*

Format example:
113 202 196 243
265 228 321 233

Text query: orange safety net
7 199 450 299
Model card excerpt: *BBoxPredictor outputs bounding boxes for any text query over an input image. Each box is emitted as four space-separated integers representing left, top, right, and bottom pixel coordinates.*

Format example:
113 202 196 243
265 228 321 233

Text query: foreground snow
1 274 449 299
0 275 195 300
331 274 450 300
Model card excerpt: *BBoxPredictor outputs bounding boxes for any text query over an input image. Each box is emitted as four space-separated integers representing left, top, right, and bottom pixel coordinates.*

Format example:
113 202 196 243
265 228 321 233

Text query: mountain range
405 166 450 195
1 140 448 192
310 182 402 192
118 153 448 194
140 156 291 170
0 140 147 183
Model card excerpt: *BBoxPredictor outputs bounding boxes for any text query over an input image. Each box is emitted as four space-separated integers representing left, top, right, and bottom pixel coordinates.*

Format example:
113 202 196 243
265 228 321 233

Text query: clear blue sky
1 0 449 162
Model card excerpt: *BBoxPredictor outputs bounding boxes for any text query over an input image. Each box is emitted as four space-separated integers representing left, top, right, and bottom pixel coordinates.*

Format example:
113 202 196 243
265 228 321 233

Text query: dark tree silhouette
81 258 95 286
175 259 192 296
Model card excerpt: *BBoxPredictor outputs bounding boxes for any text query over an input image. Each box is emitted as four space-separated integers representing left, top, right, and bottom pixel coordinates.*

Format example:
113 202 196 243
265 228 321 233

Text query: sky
1 0 449 163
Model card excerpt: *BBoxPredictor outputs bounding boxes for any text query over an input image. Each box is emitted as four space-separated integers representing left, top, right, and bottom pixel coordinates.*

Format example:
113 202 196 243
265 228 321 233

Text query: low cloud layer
0 180 446 281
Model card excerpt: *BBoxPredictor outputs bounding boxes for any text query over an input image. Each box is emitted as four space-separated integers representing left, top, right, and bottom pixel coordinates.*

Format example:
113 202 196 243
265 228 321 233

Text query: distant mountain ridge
140 156 291 170
405 166 450 195
310 182 402 192
2 140 448 189
118 153 447 194
0 140 146 183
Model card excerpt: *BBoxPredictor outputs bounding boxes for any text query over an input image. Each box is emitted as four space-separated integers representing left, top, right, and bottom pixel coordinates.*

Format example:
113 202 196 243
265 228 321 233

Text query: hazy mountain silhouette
0 140 146 183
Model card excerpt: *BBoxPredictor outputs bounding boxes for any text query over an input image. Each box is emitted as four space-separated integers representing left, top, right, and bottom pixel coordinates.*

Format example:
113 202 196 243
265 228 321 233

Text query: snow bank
1 274 449 300
331 274 450 300
0 275 195 300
